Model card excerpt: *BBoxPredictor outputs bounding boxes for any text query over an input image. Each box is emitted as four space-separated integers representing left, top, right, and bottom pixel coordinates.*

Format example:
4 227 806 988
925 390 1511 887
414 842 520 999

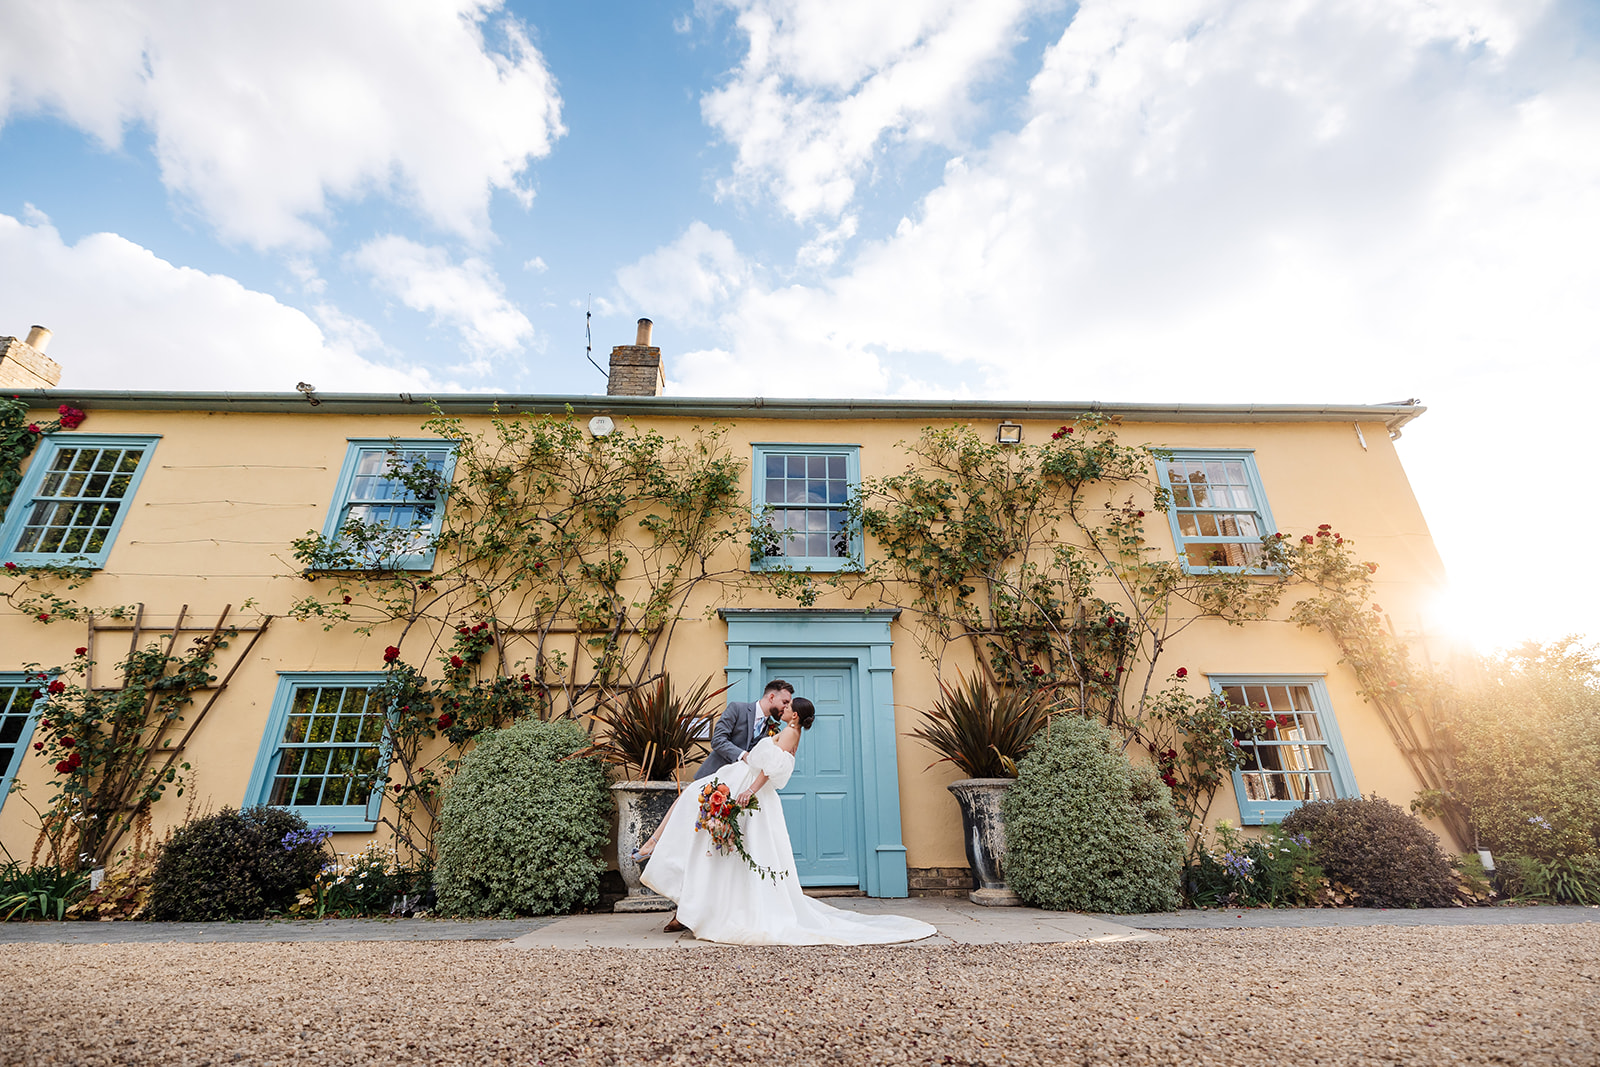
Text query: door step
803 887 865 898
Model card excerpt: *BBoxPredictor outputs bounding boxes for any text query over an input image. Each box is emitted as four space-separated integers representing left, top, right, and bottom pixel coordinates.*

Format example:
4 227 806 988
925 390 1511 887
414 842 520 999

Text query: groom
696 678 794 778
661 678 794 934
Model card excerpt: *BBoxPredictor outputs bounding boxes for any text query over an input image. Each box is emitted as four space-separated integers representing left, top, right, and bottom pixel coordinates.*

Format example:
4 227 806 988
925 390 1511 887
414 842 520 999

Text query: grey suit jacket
696 700 763 779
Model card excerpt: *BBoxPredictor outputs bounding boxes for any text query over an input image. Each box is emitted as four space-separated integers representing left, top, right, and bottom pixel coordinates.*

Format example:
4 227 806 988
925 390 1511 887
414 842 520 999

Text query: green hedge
433 717 610 917
1451 644 1600 865
1002 714 1184 913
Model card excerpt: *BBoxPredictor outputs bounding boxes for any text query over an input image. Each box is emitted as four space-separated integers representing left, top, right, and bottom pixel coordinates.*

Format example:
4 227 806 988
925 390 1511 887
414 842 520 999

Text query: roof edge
8 389 1427 425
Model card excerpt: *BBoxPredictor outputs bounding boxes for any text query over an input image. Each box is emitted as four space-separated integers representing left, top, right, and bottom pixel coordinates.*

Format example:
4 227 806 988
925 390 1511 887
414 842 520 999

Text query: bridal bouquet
694 782 786 882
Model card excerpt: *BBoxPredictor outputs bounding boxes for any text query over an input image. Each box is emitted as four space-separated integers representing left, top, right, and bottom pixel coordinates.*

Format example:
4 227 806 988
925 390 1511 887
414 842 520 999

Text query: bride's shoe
631 847 651 864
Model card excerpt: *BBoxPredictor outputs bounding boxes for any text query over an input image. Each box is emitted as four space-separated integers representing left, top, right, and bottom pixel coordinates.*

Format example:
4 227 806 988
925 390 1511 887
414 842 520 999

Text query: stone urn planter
948 778 1021 907
611 780 681 912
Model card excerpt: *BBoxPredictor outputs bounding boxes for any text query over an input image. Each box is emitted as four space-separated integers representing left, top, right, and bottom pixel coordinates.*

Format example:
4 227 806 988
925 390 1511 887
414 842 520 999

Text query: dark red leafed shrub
145 807 328 920
1281 794 1456 907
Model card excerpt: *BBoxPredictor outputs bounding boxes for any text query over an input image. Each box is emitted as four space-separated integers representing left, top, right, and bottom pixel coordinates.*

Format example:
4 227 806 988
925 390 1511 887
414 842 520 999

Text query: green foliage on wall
291 410 752 715
432 717 610 917
1002 713 1185 913
24 638 225 869
1 398 86 513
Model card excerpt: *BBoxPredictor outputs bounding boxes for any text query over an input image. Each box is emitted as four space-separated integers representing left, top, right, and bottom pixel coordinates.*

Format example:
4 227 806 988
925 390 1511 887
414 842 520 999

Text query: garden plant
1002 713 1185 913
144 806 329 921
432 717 610 917
1280 794 1457 908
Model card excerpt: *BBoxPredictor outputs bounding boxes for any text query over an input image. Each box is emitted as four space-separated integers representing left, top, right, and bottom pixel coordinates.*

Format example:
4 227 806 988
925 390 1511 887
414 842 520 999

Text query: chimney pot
608 319 665 396
25 325 51 352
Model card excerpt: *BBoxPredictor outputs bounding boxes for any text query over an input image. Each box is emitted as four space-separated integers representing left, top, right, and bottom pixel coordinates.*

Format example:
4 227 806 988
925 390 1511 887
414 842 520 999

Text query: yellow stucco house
0 324 1447 896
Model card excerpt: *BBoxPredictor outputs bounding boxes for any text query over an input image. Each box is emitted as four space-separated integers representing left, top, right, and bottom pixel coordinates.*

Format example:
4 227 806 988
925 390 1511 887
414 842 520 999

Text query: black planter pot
947 778 1021 907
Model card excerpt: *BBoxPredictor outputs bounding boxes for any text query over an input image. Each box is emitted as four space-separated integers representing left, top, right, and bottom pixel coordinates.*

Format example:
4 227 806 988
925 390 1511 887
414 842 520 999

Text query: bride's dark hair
791 697 816 730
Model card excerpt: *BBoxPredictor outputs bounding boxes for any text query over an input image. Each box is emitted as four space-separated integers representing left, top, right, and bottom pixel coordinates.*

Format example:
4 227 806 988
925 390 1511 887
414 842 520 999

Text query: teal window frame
243 673 395 833
750 443 861 573
1210 675 1359 825
319 439 457 571
0 433 160 569
0 674 47 814
1155 449 1277 573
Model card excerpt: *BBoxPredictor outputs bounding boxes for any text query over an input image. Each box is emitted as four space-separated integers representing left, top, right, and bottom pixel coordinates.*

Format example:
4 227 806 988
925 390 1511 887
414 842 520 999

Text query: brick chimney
607 318 664 396
0 326 62 389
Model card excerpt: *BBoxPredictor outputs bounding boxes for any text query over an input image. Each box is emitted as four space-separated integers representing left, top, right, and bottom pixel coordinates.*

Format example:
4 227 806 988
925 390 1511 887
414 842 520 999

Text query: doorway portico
718 609 909 897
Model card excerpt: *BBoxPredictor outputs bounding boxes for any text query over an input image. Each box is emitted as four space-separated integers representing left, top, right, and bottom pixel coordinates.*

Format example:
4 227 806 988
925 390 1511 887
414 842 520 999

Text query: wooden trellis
82 603 272 783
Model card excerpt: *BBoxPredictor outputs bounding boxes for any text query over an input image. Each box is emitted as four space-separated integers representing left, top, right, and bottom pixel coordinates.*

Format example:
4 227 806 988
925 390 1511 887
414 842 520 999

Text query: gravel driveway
4 924 1595 1065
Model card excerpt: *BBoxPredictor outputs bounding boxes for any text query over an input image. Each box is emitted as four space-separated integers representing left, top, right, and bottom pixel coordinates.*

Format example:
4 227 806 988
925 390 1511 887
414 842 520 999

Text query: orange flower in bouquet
693 780 785 882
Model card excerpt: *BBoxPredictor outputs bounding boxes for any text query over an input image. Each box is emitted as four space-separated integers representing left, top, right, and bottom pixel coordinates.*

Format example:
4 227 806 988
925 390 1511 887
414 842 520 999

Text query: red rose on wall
437 713 455 730
383 646 401 663
1174 667 1188 679
449 655 464 668
74 647 87 656
47 680 66 694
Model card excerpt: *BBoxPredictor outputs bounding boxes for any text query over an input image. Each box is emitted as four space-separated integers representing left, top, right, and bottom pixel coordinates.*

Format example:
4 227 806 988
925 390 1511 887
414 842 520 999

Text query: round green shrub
433 717 610 917
1002 714 1185 913
1281 794 1456 907
146 806 328 920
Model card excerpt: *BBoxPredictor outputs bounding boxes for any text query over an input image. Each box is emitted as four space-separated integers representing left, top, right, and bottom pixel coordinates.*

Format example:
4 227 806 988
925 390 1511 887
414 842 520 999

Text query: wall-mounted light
996 422 1023 445
588 415 615 437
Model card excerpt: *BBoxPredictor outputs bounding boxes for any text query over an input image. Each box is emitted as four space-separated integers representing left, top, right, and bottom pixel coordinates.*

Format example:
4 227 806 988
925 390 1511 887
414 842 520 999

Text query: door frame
718 609 909 898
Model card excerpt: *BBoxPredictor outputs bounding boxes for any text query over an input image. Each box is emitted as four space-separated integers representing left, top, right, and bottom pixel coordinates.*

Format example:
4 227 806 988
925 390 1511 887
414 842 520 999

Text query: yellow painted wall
0 402 1449 870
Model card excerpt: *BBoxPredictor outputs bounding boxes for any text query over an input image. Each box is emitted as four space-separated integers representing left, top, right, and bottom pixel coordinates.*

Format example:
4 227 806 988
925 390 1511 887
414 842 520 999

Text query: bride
638 697 936 946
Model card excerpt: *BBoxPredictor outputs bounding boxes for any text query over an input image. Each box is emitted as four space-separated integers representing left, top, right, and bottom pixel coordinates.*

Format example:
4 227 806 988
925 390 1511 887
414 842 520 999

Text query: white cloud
615 222 751 325
0 0 564 249
352 235 533 372
0 212 441 391
702 0 1049 221
523 256 549 273
666 0 1600 645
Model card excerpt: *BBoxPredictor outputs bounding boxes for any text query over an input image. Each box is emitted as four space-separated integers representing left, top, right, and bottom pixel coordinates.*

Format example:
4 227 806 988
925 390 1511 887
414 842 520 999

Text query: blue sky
2 0 1598 651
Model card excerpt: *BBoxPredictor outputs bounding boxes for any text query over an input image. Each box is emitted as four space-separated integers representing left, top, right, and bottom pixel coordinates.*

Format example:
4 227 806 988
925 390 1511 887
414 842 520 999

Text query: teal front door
765 662 860 886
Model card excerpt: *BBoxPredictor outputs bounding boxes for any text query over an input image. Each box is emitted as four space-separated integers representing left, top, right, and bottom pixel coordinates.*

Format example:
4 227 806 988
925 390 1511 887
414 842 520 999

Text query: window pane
13 444 145 559
759 451 856 559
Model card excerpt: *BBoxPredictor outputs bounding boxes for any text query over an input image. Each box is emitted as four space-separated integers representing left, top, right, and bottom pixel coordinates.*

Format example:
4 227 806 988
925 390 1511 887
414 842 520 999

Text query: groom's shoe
663 915 686 933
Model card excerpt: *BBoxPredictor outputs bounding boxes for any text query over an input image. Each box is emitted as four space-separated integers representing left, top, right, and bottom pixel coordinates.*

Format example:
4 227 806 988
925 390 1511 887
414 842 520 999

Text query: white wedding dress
640 737 937 945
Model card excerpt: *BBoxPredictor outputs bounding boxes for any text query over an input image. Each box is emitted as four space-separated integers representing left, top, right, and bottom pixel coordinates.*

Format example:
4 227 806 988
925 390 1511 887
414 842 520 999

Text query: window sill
751 556 860 574
1236 800 1318 825
267 807 379 833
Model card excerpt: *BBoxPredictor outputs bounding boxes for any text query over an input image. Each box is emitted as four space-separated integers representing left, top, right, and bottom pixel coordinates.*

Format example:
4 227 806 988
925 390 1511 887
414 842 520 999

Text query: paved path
504 897 1160 950
2 900 1593 946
